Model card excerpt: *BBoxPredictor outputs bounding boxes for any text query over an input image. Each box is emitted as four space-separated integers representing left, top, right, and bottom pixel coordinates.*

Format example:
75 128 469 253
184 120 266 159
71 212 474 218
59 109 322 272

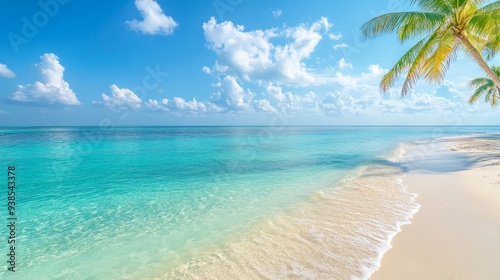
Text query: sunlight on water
0 126 498 279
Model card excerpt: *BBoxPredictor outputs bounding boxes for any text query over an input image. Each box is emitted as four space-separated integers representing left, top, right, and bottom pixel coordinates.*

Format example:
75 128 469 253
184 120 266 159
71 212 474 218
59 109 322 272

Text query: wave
158 143 420 280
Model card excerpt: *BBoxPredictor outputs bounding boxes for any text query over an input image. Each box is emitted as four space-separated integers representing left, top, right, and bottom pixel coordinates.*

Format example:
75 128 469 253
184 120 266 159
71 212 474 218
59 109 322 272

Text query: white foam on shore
158 143 421 280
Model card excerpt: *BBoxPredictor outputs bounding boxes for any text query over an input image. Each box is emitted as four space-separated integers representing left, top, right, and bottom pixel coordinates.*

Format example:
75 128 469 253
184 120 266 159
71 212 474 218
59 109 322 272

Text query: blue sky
0 0 499 126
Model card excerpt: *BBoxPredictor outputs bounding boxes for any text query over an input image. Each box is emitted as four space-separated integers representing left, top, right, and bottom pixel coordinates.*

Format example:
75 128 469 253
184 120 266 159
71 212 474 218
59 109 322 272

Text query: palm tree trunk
457 34 500 90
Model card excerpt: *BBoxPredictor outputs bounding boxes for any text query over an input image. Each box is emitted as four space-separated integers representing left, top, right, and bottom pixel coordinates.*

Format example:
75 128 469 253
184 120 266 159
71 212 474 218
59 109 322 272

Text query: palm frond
401 32 441 95
380 38 428 92
493 66 500 76
468 65 500 107
467 12 500 39
486 88 497 105
397 13 446 42
469 77 491 87
483 34 500 60
478 1 500 12
492 88 499 106
360 12 444 41
468 83 491 103
422 28 458 83
362 0 500 95
405 0 453 13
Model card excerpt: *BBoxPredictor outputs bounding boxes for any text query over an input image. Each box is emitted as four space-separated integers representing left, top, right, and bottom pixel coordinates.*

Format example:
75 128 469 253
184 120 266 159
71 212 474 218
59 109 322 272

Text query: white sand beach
372 136 500 279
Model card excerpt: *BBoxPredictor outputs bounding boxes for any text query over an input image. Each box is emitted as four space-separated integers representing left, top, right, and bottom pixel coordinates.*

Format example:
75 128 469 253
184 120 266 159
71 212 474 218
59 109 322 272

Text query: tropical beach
1 126 499 279
373 136 500 279
2 0 500 279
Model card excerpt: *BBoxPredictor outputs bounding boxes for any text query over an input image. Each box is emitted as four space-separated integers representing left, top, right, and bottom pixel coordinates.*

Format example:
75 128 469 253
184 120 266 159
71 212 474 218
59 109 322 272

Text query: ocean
1 126 499 279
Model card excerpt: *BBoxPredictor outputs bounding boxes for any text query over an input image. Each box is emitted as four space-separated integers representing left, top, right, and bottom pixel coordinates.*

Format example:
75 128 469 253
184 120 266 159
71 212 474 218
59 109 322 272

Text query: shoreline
371 136 500 279
160 143 420 279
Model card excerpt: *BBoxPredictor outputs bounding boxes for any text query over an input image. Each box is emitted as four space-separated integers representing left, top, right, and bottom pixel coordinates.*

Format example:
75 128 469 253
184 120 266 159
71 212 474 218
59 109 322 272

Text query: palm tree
361 0 500 96
468 66 500 106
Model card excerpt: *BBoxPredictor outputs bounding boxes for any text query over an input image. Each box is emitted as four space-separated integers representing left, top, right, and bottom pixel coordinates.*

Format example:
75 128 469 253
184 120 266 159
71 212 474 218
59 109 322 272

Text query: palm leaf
361 12 444 41
467 12 500 39
405 0 452 13
421 28 457 83
478 1 500 12
468 66 500 106
362 0 500 95
469 83 492 104
401 32 441 95
469 77 491 87
380 38 427 92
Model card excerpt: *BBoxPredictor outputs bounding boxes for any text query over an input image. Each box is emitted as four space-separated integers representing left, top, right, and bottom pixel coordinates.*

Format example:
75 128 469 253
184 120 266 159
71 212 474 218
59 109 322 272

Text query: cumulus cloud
145 97 210 114
321 90 458 116
338 58 353 70
265 83 319 113
99 84 142 110
10 53 80 105
322 92 363 115
126 0 177 35
140 63 470 119
0 63 15 78
203 17 333 86
211 75 255 111
272 10 282 17
253 99 277 113
144 98 168 111
319 64 470 116
361 64 386 79
170 97 207 112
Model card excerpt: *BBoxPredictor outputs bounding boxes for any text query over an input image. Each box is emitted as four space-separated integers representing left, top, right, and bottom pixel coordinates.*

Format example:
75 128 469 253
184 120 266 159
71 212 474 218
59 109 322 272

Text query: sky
0 0 499 126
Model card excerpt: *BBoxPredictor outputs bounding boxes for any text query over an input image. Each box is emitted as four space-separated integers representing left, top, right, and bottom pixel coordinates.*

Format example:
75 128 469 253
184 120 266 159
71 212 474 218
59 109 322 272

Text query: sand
371 136 500 280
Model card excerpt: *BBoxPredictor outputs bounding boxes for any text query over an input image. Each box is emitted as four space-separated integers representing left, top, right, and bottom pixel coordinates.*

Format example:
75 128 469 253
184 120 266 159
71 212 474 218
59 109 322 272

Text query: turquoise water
1 126 499 279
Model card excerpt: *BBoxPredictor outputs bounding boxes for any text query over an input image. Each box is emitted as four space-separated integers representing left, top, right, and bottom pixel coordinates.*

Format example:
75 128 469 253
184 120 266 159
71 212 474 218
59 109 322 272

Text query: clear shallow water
1 126 499 279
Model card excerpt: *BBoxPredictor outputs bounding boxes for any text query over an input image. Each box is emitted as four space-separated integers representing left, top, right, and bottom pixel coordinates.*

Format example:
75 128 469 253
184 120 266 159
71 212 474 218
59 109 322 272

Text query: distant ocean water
1 126 499 279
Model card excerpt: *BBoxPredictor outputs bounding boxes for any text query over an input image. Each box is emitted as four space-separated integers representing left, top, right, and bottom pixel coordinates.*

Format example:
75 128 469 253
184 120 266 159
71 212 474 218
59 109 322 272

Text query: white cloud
142 63 472 119
313 17 332 31
253 99 277 113
203 17 333 86
338 58 353 70
202 66 211 74
99 84 142 110
10 53 80 105
361 64 386 79
328 33 342 40
146 75 257 114
126 0 177 35
211 75 255 111
265 83 319 113
272 10 282 17
0 63 15 78
322 92 363 115
322 90 448 116
170 97 207 112
145 97 210 114
145 98 169 111
319 64 472 117
333 43 348 50
0 109 8 115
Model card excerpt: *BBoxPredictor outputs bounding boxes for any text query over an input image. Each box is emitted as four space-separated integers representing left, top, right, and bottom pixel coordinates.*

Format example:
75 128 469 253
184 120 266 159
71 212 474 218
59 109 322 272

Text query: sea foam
160 143 421 279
